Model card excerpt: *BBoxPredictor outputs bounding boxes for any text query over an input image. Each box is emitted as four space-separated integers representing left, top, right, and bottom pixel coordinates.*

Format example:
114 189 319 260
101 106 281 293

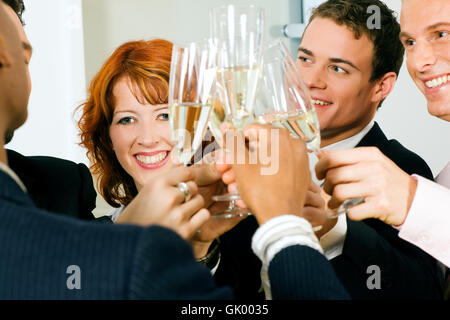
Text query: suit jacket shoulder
6 149 96 220
0 170 232 299
332 122 442 299
356 122 434 179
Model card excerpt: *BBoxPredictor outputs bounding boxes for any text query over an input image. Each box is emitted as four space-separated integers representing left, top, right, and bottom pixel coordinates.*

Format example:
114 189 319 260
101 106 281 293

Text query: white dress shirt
308 121 375 260
436 162 450 188
398 162 450 267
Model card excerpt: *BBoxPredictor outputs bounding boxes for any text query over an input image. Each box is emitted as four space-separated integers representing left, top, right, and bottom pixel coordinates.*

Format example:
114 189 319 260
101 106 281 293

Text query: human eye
156 112 169 121
402 38 416 48
437 31 449 39
330 65 348 74
297 56 311 63
117 116 135 125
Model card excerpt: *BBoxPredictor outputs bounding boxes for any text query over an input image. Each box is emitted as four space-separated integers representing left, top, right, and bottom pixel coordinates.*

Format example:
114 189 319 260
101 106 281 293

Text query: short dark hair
2 0 25 25
308 0 404 82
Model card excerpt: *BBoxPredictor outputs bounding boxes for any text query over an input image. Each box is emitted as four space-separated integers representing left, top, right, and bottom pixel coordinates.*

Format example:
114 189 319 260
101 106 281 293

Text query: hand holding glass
208 4 265 218
255 40 364 217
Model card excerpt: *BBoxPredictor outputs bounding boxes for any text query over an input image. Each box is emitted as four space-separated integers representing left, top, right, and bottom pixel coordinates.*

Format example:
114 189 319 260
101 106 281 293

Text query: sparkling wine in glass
169 40 217 166
255 39 364 217
208 4 265 218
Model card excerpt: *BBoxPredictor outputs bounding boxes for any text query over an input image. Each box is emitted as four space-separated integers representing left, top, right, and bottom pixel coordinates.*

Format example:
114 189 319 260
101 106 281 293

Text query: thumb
191 162 222 186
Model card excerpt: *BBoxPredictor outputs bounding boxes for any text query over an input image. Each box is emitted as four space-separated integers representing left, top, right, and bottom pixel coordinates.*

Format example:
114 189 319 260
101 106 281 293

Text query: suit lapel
5 149 48 209
355 122 388 150
336 122 389 262
6 149 37 192
0 170 35 208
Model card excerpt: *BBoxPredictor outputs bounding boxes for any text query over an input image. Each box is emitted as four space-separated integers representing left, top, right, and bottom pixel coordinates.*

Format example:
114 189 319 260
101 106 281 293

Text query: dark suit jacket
216 122 443 300
6 149 97 220
0 170 349 299
215 216 264 299
330 122 443 299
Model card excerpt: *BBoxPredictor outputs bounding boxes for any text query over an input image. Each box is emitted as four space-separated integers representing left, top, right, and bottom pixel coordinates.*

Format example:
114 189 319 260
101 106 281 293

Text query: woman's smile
134 150 171 169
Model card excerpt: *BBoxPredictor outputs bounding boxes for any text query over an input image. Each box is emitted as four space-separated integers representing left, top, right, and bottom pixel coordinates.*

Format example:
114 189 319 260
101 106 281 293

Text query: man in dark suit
212 0 443 300
0 0 351 300
315 0 450 301
328 121 442 298
3 0 97 221
6 149 97 220
296 0 443 299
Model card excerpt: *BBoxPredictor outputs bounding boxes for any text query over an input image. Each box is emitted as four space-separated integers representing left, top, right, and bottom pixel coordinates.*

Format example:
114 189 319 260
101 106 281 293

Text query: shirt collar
0 161 27 193
323 120 375 151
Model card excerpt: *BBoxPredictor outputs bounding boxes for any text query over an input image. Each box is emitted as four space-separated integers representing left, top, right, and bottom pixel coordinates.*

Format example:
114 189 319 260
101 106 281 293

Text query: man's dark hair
308 0 404 82
2 0 25 25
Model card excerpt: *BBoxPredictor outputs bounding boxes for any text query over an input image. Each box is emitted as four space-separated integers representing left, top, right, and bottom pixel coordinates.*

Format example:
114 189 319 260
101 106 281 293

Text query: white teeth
311 99 332 106
136 152 168 165
425 75 448 88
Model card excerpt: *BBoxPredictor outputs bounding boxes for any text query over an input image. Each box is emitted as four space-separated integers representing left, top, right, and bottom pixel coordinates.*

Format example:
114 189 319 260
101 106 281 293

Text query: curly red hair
78 39 173 207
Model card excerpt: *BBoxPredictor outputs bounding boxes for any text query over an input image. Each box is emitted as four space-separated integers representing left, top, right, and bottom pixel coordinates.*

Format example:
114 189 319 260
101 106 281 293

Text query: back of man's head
0 1 29 136
308 0 404 82
2 0 25 143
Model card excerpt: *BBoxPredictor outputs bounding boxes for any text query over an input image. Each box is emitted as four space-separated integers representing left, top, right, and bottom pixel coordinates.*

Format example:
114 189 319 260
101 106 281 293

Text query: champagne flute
209 4 265 218
168 40 217 166
255 39 364 217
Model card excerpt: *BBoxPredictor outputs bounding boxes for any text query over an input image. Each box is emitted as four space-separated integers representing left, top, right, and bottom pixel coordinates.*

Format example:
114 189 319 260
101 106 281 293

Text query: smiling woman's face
109 76 177 191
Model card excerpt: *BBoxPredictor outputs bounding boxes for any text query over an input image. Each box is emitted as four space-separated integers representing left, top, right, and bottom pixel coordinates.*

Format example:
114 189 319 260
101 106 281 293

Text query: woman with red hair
78 39 212 238
78 39 238 260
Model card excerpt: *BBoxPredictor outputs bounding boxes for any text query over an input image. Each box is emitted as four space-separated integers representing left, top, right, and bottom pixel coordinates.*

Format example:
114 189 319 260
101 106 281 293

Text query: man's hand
315 147 417 226
229 124 311 225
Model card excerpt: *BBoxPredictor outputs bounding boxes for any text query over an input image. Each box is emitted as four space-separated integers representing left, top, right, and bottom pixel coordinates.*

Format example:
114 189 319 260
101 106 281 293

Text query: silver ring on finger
177 182 192 203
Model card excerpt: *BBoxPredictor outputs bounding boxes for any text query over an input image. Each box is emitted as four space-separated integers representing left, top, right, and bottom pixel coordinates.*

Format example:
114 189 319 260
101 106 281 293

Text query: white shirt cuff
251 215 323 299
399 175 450 267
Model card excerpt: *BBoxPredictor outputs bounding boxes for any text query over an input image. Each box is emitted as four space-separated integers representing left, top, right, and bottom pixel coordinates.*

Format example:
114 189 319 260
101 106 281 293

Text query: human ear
0 36 12 69
371 72 397 103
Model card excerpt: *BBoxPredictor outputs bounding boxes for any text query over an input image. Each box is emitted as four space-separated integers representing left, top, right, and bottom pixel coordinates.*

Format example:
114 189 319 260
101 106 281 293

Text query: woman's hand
302 180 336 238
116 166 210 240
302 181 326 224
215 152 247 209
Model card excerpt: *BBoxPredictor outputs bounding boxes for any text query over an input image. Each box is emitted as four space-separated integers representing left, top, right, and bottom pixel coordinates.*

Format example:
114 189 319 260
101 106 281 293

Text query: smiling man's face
400 0 450 121
296 17 380 146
